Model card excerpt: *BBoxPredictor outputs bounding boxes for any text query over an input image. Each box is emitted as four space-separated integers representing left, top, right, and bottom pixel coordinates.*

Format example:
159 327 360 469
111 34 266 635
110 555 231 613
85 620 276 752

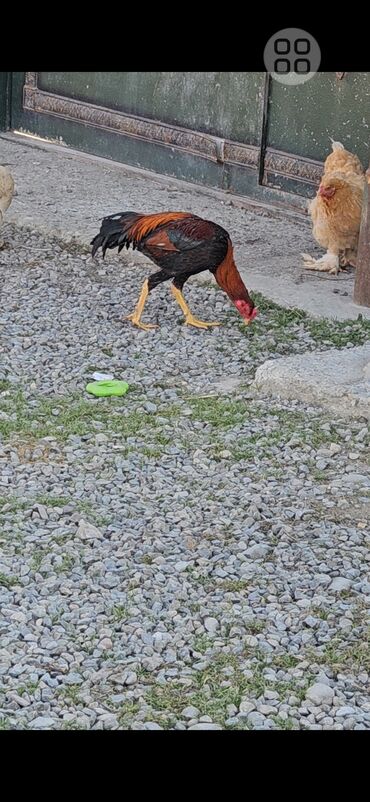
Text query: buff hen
301 142 365 275
0 165 15 249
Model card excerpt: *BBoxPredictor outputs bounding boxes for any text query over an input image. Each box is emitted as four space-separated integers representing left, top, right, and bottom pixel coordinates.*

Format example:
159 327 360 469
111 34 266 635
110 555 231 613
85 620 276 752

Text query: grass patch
0 496 29 514
17 681 39 697
272 715 296 730
188 398 341 451
311 607 329 621
57 684 82 705
189 399 343 464
245 620 266 635
61 720 85 730
272 654 300 670
0 387 178 446
111 605 128 623
145 683 193 718
76 500 110 527
192 635 215 654
143 649 315 727
30 551 44 572
117 701 140 728
55 555 75 574
33 495 70 508
242 292 370 349
0 572 19 589
140 554 154 565
311 630 370 675
220 579 250 593
189 397 247 429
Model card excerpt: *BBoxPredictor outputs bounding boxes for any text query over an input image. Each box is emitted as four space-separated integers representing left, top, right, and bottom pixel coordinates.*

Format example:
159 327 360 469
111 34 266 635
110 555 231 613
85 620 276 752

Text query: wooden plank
353 168 370 307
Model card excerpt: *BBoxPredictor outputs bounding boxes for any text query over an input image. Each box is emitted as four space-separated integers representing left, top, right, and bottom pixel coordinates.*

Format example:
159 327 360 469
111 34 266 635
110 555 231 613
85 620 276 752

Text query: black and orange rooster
91 211 257 330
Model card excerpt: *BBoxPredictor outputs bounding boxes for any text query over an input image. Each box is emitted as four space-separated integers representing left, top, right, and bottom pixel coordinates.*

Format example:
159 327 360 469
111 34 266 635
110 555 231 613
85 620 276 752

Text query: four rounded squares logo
264 28 321 85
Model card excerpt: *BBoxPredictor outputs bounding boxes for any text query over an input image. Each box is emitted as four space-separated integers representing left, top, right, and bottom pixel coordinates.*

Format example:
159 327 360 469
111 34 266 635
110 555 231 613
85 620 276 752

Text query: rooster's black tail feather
91 211 140 257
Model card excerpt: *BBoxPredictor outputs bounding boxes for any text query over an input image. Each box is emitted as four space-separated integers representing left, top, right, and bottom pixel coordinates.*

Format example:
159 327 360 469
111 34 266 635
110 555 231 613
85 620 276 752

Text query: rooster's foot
124 314 158 331
184 315 221 329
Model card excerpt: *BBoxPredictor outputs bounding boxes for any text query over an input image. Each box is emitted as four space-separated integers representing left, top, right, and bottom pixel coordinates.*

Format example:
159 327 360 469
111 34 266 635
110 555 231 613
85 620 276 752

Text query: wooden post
354 167 370 307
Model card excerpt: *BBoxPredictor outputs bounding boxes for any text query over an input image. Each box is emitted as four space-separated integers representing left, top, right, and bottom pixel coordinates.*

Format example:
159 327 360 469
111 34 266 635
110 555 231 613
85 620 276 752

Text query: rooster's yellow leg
124 280 158 331
171 285 221 329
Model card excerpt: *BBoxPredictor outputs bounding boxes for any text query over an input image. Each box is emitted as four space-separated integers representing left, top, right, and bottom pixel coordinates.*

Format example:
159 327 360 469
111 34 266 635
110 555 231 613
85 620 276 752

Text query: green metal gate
2 72 370 210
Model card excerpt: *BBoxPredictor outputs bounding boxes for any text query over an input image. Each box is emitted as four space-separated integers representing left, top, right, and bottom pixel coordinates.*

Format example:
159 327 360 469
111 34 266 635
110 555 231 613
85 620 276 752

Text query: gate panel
263 72 370 198
10 72 369 210
37 72 264 144
0 72 11 131
11 71 269 201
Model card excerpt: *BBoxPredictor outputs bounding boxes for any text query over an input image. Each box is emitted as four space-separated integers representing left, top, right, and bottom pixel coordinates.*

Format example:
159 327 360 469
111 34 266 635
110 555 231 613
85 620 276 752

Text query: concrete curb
253 345 370 420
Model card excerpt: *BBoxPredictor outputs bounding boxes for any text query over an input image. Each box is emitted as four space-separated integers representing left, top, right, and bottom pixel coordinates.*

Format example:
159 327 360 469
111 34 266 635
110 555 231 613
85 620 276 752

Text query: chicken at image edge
301 141 365 275
91 211 258 330
0 165 15 249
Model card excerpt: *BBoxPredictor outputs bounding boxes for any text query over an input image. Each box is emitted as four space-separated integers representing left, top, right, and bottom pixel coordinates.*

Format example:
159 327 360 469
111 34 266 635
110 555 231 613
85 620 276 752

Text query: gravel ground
0 226 369 730
3 131 370 321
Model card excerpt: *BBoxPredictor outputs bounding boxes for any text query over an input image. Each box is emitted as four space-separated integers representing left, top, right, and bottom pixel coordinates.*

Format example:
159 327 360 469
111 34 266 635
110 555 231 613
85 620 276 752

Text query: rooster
0 165 15 250
91 211 257 330
301 142 365 275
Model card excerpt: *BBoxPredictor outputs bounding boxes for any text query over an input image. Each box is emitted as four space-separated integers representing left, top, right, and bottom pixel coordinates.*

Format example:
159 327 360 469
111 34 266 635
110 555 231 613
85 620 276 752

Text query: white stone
204 617 219 633
336 706 356 717
258 704 277 715
174 561 190 572
29 716 56 729
123 671 137 686
330 577 351 592
342 473 370 486
188 723 222 730
253 344 370 420
181 706 200 719
239 701 256 714
77 519 103 540
144 722 163 730
101 714 119 729
306 683 335 706
97 637 113 650
245 544 269 559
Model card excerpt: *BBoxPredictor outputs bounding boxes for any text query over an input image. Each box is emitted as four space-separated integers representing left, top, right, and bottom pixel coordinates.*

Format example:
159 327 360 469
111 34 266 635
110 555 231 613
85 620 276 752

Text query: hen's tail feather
330 139 345 151
91 212 141 258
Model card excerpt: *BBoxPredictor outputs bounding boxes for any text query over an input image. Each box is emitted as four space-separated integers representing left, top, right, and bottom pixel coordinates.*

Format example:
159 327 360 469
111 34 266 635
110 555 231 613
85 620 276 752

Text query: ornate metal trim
264 148 323 185
23 73 324 185
22 72 259 169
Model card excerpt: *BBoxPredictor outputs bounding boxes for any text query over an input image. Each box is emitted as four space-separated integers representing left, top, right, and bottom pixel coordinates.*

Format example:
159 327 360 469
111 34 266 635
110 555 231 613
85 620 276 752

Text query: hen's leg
124 279 158 331
301 251 340 275
171 277 221 329
341 247 357 268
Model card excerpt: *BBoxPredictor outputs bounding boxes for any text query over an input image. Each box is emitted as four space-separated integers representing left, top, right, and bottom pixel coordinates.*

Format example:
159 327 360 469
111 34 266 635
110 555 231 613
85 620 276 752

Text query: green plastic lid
86 380 130 397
